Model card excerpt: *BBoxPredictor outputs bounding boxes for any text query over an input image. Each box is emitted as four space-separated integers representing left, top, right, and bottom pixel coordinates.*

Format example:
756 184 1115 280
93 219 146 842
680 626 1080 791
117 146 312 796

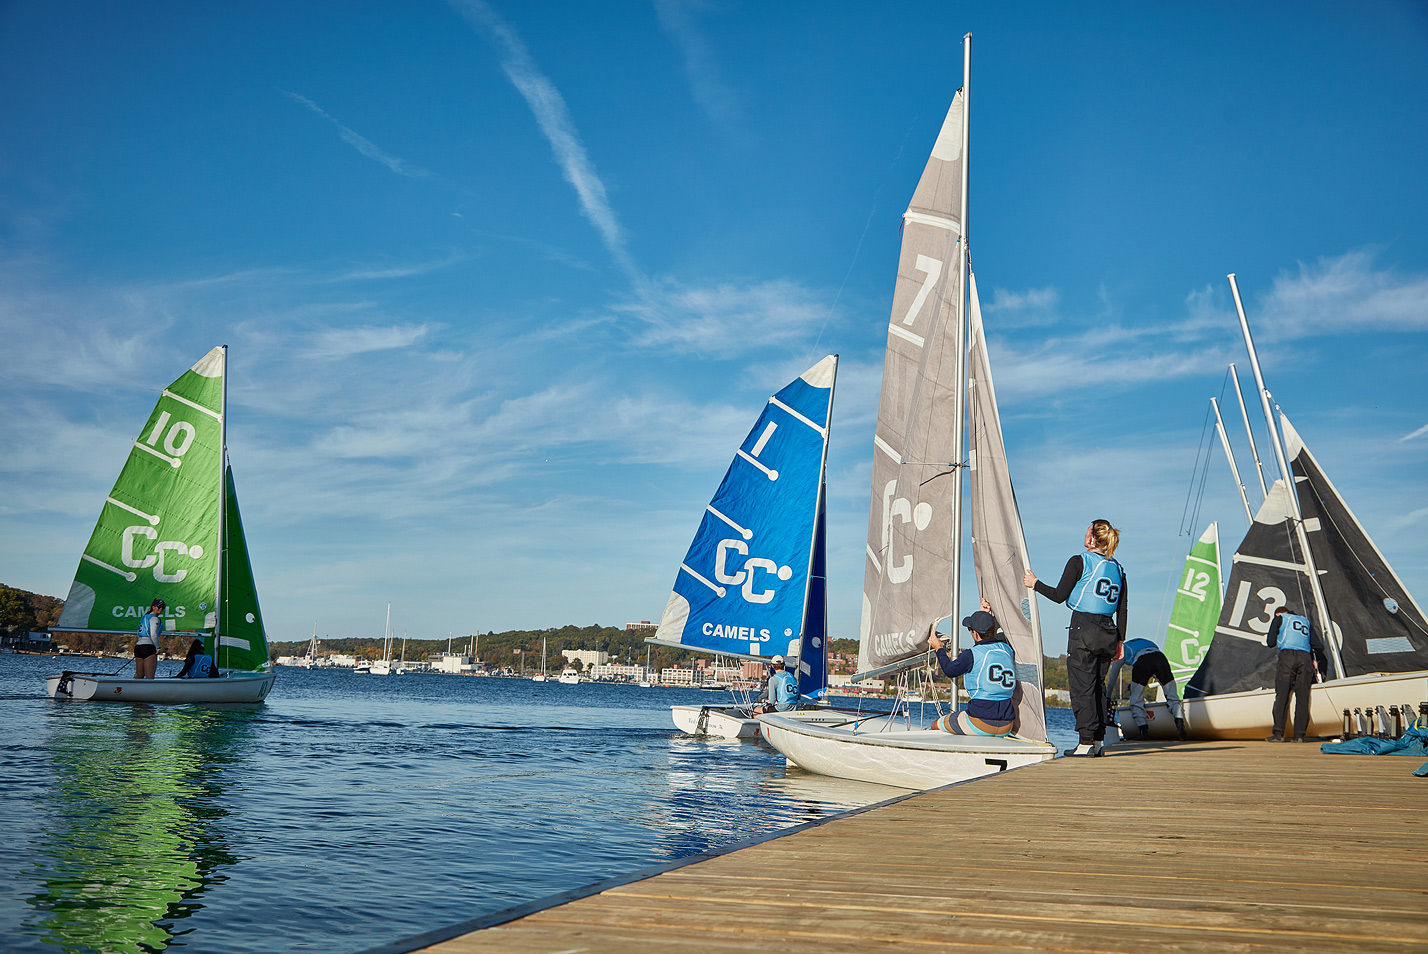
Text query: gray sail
1282 414 1428 675
1186 479 1314 696
858 91 967 675
966 273 1047 742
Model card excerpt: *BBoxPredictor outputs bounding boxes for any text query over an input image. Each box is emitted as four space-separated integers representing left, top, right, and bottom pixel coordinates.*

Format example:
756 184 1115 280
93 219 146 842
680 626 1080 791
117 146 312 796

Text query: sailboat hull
1119 670 1428 740
46 671 277 703
757 712 1056 790
672 705 856 740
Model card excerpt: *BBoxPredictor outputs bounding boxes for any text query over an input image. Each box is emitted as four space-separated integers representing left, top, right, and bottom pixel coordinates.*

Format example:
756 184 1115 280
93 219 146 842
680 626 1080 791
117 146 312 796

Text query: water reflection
26 705 258 953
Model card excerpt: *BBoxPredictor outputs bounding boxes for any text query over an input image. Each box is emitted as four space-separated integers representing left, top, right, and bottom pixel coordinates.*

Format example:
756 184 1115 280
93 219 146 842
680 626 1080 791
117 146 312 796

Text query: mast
1226 274 1343 678
948 32 972 638
1210 397 1254 523
1229 363 1269 499
215 344 228 667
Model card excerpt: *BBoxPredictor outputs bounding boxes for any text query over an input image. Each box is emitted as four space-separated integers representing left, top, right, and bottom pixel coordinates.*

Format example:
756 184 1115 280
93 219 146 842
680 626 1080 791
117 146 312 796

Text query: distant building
564 649 608 669
624 620 656 634
659 667 696 686
589 662 642 681
431 653 477 674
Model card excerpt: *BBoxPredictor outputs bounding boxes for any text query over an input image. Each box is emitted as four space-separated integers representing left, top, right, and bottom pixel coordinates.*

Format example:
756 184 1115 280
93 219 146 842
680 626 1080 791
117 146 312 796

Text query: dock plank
399 741 1428 954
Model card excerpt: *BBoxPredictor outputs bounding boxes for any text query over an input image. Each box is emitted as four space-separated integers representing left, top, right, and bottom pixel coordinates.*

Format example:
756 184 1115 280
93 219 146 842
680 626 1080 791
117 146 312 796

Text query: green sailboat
1162 522 1223 686
46 346 276 702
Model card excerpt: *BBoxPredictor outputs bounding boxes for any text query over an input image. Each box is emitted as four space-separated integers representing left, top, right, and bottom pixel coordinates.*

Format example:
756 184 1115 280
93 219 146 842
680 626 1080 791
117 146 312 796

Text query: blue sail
651 356 837 662
797 483 830 699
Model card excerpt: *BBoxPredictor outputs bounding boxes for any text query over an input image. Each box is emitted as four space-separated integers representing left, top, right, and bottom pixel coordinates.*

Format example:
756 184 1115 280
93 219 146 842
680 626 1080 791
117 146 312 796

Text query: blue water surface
0 654 1076 953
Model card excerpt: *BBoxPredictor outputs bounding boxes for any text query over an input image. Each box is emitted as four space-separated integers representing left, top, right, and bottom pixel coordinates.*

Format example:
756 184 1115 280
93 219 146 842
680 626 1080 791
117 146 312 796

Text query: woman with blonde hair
1024 519 1127 756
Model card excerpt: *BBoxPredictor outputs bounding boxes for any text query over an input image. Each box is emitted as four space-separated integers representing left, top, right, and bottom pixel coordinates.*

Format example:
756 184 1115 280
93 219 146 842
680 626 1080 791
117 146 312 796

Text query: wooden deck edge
354 760 1048 954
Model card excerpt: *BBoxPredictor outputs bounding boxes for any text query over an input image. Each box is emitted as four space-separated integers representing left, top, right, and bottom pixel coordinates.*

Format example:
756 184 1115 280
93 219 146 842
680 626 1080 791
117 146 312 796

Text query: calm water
0 653 1076 953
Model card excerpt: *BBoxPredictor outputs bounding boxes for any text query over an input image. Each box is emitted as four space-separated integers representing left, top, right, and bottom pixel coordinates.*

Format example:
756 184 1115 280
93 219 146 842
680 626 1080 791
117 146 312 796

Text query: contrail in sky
283 91 433 180
451 0 642 283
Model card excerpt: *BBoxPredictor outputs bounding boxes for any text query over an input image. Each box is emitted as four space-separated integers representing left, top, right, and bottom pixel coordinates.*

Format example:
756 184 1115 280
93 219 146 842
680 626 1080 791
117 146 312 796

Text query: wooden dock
377 741 1428 953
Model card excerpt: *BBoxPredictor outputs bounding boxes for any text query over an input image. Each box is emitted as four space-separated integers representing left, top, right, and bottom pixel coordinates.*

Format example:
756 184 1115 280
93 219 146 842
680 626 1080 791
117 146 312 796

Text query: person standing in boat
134 598 165 679
1106 637 1187 741
928 600 1017 737
752 655 799 714
176 636 221 679
1024 519 1127 757
1265 605 1329 742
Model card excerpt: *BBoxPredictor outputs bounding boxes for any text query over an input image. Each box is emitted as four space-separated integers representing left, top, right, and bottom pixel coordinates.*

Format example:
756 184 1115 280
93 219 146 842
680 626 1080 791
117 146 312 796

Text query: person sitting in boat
752 655 799 714
927 601 1017 737
1265 606 1329 742
176 637 221 679
1106 637 1186 741
135 598 165 680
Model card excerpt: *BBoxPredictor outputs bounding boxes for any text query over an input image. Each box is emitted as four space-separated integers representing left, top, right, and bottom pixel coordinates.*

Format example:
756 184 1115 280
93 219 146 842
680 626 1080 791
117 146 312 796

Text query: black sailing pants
1067 612 1120 744
1271 649 1315 739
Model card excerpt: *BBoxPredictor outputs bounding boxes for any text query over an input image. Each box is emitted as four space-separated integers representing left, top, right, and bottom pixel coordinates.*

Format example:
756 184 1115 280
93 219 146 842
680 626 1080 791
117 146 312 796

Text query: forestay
965 272 1046 742
56 347 226 638
650 356 837 662
859 91 967 675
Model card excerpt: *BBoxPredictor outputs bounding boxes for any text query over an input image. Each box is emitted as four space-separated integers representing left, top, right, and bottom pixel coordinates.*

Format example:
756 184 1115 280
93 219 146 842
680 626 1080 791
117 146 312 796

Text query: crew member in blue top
1024 519 1127 757
1265 605 1329 742
135 598 165 680
176 637 221 679
752 655 799 714
927 599 1017 737
1106 637 1186 741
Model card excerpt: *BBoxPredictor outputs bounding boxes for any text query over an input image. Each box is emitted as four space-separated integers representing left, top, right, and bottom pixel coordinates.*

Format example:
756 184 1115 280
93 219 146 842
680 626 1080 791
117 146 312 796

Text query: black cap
961 610 997 634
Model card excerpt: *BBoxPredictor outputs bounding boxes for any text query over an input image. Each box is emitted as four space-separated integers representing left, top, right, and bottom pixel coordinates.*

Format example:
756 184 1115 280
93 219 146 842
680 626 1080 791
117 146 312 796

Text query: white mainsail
858 90 967 675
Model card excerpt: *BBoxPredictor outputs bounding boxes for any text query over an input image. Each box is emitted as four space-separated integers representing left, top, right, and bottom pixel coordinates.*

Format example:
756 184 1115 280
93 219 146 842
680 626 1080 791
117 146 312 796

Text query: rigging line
1158 405 1214 639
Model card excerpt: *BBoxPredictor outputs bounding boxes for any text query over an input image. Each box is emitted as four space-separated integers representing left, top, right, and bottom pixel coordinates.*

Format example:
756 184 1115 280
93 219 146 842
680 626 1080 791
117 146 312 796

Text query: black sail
1283 414 1428 676
1186 479 1318 696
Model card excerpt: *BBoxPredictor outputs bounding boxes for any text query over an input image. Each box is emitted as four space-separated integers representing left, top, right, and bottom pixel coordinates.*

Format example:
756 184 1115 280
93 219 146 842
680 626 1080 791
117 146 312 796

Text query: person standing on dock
928 600 1017 737
1106 637 1186 741
1024 519 1127 757
134 598 164 680
1265 606 1329 742
752 655 799 714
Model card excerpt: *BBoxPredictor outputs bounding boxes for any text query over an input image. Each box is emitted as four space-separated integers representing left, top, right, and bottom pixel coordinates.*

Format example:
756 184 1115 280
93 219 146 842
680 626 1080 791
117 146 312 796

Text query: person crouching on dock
928 600 1017 737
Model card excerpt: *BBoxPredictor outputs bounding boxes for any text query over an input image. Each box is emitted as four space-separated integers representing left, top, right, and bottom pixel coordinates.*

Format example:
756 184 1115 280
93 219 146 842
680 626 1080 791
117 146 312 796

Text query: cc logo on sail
714 539 792 605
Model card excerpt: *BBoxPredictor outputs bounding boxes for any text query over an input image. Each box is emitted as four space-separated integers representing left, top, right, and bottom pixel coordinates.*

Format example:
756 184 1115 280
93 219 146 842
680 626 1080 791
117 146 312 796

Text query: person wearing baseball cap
752 654 799 714
926 598 1017 737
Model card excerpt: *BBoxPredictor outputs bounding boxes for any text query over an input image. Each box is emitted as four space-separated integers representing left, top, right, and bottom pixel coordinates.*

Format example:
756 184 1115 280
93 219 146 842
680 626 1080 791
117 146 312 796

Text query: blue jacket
935 635 1017 724
768 669 799 710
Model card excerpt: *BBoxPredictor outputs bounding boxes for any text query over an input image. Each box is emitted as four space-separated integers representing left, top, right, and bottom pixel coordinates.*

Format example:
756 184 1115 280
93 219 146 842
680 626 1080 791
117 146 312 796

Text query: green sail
215 465 270 671
1163 522 1223 684
56 347 226 638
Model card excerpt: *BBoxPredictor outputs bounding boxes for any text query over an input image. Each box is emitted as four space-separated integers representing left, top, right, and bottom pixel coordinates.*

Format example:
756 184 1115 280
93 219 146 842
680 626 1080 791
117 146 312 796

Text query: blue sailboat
651 356 836 737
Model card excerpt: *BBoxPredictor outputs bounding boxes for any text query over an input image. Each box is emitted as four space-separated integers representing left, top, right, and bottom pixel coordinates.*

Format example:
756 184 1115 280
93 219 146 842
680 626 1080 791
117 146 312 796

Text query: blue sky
2 1 1425 655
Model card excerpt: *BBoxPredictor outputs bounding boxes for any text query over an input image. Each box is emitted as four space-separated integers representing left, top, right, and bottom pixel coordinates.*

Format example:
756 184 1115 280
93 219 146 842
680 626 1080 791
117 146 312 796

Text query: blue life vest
769 670 799 708
187 653 215 678
1120 638 1158 668
962 641 1017 702
1067 552 1124 616
136 612 162 647
1277 613 1312 653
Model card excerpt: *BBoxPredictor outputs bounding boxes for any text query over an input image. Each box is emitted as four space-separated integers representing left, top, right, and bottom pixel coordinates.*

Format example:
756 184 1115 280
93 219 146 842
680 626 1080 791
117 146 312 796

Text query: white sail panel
859 91 966 675
966 273 1046 742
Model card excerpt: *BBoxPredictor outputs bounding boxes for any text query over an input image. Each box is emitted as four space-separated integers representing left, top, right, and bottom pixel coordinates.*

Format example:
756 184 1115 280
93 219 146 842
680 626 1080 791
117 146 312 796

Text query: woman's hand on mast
1022 569 1037 588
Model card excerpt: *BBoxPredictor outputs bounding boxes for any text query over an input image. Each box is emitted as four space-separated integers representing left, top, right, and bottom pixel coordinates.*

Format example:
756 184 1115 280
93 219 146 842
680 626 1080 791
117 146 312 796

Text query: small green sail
1163 522 1223 685
215 465 270 671
55 348 226 637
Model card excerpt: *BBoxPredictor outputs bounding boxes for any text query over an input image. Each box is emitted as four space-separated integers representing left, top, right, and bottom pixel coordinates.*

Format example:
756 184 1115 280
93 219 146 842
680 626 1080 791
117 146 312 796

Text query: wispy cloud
653 0 745 137
613 277 831 357
1250 249 1428 338
452 0 640 282
303 323 431 360
1399 424 1428 444
283 91 434 180
986 285 1058 312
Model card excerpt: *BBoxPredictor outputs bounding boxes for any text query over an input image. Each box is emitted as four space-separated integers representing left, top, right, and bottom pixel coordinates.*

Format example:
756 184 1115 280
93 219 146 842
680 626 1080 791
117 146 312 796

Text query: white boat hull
1119 670 1428 740
757 712 1057 790
46 671 277 704
671 705 853 740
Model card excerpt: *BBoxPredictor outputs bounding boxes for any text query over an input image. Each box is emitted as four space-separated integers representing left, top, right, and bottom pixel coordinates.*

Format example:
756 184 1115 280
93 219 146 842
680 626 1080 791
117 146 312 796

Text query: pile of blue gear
1320 724 1428 776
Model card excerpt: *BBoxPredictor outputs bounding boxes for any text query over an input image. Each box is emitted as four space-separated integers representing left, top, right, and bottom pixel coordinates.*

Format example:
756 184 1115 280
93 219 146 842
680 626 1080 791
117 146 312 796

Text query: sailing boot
1175 718 1188 741
1064 742 1096 757
1136 724 1150 741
